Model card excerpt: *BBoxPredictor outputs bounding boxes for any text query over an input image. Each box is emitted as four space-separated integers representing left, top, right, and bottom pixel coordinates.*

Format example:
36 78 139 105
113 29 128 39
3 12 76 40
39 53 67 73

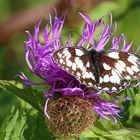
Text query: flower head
22 10 139 137
47 96 96 137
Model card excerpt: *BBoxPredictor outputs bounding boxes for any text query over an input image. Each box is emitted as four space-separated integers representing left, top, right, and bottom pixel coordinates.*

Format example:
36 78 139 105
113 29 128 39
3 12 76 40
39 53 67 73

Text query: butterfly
53 46 140 93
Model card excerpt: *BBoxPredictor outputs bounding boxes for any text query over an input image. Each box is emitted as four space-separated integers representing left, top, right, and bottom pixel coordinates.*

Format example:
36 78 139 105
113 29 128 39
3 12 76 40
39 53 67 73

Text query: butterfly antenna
67 29 81 37
135 45 140 54
67 29 94 49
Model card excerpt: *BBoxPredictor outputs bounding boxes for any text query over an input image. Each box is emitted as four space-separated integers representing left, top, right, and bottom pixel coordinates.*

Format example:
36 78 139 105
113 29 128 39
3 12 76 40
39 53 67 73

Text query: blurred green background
0 0 140 132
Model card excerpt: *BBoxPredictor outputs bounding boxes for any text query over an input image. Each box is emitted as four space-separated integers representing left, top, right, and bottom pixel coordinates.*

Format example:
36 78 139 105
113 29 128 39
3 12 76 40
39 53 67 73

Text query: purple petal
79 12 92 25
55 87 85 96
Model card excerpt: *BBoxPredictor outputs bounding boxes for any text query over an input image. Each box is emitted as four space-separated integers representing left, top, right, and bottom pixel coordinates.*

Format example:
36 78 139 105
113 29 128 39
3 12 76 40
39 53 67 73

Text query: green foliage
0 80 140 139
0 80 44 112
0 106 27 140
0 102 54 140
80 123 140 139
24 112 54 140
0 80 55 140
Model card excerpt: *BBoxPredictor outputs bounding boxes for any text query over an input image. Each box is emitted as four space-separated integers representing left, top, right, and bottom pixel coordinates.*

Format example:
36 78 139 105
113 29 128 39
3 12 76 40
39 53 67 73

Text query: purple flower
78 13 133 52
22 11 137 124
93 99 121 123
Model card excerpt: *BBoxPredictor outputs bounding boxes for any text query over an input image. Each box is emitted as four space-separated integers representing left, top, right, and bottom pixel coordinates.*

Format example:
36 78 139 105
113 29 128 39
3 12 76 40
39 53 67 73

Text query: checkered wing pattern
53 47 140 93
98 51 140 92
53 47 97 88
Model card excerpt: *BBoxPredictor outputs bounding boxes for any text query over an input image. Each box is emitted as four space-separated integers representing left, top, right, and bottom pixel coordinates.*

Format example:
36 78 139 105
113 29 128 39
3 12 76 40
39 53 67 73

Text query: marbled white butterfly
53 47 140 93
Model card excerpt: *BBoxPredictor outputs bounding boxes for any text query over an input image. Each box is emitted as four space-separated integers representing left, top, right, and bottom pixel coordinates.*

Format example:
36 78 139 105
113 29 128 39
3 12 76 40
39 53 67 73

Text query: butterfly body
53 46 140 93
88 49 101 84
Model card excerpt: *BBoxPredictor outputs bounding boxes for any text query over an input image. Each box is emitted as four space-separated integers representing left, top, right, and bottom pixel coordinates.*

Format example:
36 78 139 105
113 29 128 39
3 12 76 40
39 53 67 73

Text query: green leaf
109 128 140 139
0 105 27 140
0 101 54 140
24 112 55 140
80 127 140 139
78 118 140 139
0 80 45 113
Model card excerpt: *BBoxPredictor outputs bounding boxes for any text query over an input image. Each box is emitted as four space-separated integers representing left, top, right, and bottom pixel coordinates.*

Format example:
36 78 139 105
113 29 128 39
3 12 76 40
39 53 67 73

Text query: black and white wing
98 51 140 92
53 47 140 93
53 47 98 89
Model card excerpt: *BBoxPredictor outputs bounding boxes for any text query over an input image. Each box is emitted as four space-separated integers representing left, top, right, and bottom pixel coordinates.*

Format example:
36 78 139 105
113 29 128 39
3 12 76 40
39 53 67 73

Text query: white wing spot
119 87 122 89
77 72 81 77
115 62 124 73
89 72 95 81
78 60 84 68
60 59 63 64
130 55 138 61
93 85 97 89
66 53 71 61
67 60 72 67
83 72 90 79
86 62 90 68
104 87 109 91
112 87 117 91
102 63 111 70
100 77 103 83
112 70 120 84
72 63 77 71
107 52 119 59
110 76 116 83
88 82 93 86
118 60 126 68
62 51 66 55
85 72 90 78
126 75 131 80
131 65 139 73
66 68 69 71
126 67 134 75
75 49 84 56
75 57 80 64
128 55 138 66
64 53 69 57
82 67 86 76
58 53 62 58
104 74 110 82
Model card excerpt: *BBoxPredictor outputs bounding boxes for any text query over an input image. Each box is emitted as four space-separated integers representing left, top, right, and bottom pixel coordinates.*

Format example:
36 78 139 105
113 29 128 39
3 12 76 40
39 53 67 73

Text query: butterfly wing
53 47 97 89
53 47 140 93
98 51 140 92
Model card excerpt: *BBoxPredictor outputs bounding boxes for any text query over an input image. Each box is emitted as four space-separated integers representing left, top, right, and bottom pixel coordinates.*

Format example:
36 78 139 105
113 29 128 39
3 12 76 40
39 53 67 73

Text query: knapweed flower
21 10 140 137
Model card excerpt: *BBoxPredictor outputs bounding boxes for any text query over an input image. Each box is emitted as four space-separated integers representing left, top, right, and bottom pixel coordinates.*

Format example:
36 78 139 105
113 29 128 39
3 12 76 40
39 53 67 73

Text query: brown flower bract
47 96 96 138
